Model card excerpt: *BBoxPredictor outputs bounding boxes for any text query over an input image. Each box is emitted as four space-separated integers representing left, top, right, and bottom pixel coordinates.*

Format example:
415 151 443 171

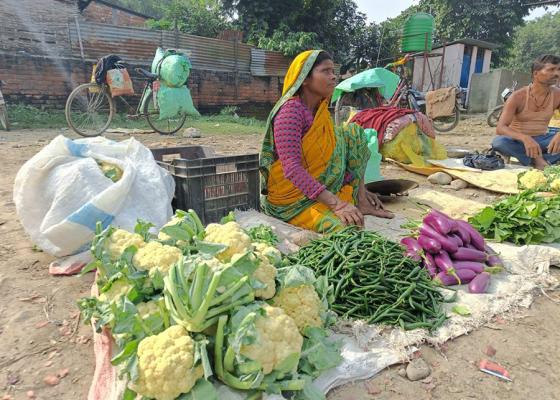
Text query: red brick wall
0 54 281 116
82 2 148 28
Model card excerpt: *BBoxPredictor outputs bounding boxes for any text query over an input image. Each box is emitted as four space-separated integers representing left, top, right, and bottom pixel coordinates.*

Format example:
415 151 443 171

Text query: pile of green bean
286 226 448 331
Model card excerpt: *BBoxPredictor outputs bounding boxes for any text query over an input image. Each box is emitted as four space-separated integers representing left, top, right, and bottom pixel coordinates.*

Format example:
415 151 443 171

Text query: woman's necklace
529 84 551 111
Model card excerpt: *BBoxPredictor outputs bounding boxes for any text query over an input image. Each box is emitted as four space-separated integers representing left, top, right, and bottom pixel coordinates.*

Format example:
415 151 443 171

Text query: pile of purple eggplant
400 209 503 294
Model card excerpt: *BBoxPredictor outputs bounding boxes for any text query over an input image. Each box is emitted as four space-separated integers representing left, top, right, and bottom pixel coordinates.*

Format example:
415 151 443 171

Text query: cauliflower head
240 305 303 375
98 279 131 303
132 325 204 400
231 251 277 299
272 285 322 332
105 229 146 259
133 241 182 274
204 222 252 262
136 301 160 319
253 242 282 266
518 169 547 190
157 217 181 242
550 178 560 193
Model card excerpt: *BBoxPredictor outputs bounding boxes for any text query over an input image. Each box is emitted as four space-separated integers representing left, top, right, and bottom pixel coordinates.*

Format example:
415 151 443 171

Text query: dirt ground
0 115 559 400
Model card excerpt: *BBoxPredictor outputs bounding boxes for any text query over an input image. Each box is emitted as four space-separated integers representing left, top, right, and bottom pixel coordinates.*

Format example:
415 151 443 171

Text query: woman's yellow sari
260 50 369 233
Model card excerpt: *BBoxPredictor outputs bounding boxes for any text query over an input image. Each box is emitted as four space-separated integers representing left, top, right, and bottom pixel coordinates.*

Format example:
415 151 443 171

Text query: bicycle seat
135 68 158 80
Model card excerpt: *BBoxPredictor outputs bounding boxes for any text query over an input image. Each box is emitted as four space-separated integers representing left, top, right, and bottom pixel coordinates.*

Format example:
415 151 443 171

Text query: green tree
506 11 560 71
221 0 367 63
146 0 232 38
417 0 533 62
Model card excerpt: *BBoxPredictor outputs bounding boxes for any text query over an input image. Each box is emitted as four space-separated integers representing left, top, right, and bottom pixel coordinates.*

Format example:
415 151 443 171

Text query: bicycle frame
112 79 154 118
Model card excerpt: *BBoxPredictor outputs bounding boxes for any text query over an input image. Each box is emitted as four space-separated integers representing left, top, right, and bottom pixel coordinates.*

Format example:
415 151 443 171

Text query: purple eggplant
405 249 422 261
468 272 491 294
434 251 454 273
423 253 438 278
435 251 460 283
455 268 478 284
417 235 441 254
453 261 486 274
449 233 463 247
419 224 458 254
400 237 423 255
456 220 486 251
484 244 497 255
434 271 459 286
424 210 454 235
455 223 471 245
434 269 476 286
487 254 503 268
451 247 488 263
485 254 504 273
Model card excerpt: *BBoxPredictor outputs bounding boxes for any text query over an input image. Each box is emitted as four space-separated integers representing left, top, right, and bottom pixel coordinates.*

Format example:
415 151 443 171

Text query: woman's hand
333 201 364 227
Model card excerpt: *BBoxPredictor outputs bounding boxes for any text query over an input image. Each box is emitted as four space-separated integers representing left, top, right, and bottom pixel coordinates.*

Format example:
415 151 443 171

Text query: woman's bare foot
358 193 394 219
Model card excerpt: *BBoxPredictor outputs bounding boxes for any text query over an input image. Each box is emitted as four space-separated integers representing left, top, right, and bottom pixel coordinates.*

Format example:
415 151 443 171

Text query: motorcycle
486 81 518 127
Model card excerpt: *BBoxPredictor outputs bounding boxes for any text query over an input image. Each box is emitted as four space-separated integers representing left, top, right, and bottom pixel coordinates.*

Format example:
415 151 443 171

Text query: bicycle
65 63 186 137
0 80 9 131
387 61 460 133
486 81 517 127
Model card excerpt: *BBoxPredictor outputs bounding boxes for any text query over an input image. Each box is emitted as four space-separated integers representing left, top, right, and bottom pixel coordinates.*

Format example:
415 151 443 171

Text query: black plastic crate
151 145 215 163
151 146 260 224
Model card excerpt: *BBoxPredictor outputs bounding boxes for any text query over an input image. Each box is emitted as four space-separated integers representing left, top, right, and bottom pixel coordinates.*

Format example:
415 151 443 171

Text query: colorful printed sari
260 50 369 233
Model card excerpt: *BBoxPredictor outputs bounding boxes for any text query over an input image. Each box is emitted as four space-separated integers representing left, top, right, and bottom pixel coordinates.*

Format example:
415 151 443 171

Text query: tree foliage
505 11 560 71
146 0 232 38
417 0 533 62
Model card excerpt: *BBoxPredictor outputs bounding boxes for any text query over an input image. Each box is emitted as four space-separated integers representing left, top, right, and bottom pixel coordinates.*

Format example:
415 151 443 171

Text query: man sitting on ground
493 55 560 169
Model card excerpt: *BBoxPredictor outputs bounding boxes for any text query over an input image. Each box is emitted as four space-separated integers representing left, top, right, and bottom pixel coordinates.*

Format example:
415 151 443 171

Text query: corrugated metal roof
251 48 291 77
69 20 293 76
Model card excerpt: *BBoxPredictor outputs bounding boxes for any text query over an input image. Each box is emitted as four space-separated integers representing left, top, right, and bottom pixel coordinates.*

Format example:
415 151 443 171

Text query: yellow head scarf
282 50 315 95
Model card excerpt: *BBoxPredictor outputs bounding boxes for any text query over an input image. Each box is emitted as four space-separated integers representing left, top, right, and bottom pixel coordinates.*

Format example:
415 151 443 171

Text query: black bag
463 150 505 171
94 55 123 84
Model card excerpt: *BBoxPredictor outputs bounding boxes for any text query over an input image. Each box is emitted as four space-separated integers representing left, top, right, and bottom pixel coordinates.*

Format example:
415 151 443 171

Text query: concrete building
411 38 499 100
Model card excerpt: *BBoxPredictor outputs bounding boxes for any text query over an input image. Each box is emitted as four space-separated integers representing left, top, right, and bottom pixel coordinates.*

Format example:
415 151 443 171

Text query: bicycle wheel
0 105 9 131
143 92 186 135
432 102 460 133
486 105 503 128
65 83 114 137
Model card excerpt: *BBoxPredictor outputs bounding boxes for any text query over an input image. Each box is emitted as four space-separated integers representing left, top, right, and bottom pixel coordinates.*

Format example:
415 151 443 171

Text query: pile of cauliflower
81 212 337 400
518 166 560 193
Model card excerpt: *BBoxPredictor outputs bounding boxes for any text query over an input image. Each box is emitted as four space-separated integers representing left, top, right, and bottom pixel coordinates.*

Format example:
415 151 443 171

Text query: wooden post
421 32 428 90
234 36 239 100
74 16 85 61
439 41 446 89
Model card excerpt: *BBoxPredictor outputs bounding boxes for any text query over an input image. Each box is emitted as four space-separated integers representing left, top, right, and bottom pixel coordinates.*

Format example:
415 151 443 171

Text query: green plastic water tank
401 13 434 53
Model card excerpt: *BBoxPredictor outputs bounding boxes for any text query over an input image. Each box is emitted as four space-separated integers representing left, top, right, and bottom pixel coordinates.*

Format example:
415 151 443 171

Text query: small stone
57 368 70 379
26 391 36 399
406 358 432 381
450 179 468 190
427 172 453 185
364 381 382 395
43 375 60 386
484 345 497 357
397 368 407 378
181 127 202 138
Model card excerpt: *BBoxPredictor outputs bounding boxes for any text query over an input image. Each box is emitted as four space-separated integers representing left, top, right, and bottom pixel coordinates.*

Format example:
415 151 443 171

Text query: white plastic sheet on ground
13 135 174 257
87 210 559 399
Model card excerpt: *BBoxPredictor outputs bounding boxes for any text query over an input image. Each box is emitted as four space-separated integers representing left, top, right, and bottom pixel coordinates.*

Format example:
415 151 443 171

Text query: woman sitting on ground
260 50 394 233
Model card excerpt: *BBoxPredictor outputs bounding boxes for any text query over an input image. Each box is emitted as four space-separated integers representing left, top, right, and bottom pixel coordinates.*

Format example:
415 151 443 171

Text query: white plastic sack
13 135 175 257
